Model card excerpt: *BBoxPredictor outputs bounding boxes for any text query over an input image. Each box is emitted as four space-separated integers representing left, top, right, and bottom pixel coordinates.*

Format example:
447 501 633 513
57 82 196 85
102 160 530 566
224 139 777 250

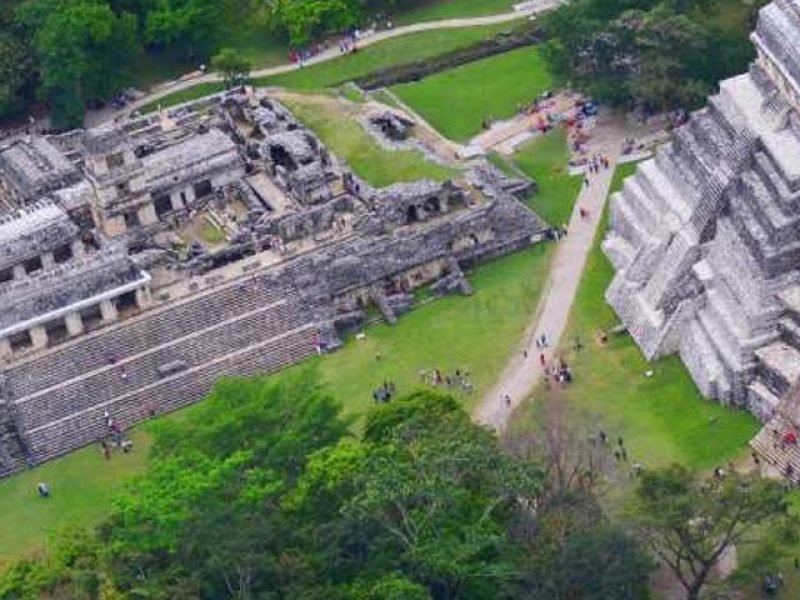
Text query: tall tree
17 0 139 128
630 464 792 600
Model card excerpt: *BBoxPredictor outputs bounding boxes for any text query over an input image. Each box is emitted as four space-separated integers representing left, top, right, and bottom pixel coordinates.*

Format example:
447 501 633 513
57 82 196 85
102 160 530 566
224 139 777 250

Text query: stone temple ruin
603 0 800 472
0 88 544 476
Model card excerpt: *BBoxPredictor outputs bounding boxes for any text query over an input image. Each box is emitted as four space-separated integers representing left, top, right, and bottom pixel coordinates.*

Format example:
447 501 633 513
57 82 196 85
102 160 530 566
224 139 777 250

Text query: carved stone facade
0 86 546 476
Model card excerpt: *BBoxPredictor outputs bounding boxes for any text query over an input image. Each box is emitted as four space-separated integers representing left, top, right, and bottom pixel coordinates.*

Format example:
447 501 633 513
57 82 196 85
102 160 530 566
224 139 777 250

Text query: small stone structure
0 85 546 477
603 1 800 463
370 111 415 141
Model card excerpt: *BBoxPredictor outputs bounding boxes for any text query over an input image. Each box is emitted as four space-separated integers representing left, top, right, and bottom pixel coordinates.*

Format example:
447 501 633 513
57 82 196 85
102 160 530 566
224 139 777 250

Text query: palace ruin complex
0 89 545 477
604 0 800 470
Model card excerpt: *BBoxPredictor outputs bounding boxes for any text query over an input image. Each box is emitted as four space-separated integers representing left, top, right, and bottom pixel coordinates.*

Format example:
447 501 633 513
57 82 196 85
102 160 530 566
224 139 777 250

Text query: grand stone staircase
1 271 319 467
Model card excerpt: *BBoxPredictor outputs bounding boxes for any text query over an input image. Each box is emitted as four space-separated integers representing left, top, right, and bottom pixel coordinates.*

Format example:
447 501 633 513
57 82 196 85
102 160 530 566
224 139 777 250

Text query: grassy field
0 243 553 563
511 164 760 471
392 46 552 142
139 21 522 113
0 431 152 564
508 128 581 226
394 0 515 25
311 244 553 419
280 94 456 186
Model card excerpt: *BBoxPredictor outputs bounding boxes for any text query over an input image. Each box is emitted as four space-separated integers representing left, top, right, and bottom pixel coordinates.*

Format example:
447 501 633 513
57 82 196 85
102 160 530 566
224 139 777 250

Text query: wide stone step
15 301 304 430
754 342 800 398
601 234 636 271
5 278 292 398
25 326 318 463
779 317 800 348
747 381 782 422
638 158 692 222
680 318 729 401
610 195 653 250
751 417 800 483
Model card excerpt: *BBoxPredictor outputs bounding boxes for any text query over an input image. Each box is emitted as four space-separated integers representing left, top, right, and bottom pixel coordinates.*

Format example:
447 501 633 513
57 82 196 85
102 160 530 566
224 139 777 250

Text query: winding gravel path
88 0 563 127
474 128 626 431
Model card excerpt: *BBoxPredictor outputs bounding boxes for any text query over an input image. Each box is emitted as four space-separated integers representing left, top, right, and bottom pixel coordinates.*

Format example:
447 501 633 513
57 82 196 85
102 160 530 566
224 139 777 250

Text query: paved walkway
88 0 563 127
474 132 624 431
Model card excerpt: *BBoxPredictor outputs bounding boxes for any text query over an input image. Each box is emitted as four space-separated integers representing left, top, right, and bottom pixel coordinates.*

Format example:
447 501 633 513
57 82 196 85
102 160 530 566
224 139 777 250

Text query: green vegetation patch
0 431 152 562
508 128 581 226
392 45 552 142
280 94 456 186
394 0 515 25
513 164 759 471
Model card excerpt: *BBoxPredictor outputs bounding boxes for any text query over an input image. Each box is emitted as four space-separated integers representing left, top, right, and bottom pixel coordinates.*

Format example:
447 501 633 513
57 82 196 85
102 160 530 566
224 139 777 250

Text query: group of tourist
101 410 133 458
419 368 474 394
767 427 799 480
372 380 397 404
291 23 387 68
583 153 612 188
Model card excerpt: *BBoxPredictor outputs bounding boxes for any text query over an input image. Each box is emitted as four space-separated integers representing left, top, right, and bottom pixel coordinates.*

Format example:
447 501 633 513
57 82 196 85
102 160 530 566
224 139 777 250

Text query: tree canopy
539 0 769 112
0 373 657 599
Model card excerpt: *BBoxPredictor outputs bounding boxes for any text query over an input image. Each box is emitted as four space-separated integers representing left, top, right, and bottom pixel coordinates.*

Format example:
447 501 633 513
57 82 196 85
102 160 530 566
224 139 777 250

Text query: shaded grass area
139 21 521 114
509 128 581 226
132 27 287 91
280 94 456 186
512 163 759 471
394 0 515 25
0 243 553 563
392 46 552 142
0 431 152 563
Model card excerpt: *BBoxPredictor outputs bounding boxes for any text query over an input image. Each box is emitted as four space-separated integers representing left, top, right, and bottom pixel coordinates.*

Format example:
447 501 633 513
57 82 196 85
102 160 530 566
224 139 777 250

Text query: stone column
41 252 55 270
104 215 127 237
138 202 158 226
0 338 11 360
65 312 84 337
184 185 196 205
29 326 48 350
170 191 184 212
100 299 118 322
135 287 153 310
12 265 26 280
439 193 449 214
71 239 85 259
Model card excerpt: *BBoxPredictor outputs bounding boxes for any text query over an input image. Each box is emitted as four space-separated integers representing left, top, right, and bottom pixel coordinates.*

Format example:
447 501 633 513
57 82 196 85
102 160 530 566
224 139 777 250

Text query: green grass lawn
139 21 522 114
309 244 553 419
0 430 152 564
512 163 759 471
392 46 552 142
280 94 456 186
506 128 581 226
0 243 553 563
393 0 515 25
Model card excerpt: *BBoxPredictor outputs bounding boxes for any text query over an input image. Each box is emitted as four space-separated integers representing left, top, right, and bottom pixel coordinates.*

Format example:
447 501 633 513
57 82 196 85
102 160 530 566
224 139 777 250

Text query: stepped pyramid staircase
1 269 320 468
749 287 800 481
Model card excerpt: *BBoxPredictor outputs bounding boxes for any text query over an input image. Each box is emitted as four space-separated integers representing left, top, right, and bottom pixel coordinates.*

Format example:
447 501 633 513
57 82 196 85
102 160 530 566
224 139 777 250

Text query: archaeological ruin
0 88 545 477
603 0 800 472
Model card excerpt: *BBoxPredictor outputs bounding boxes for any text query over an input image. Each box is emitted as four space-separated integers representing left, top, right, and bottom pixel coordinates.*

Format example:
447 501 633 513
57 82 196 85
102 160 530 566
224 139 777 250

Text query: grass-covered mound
279 93 456 186
392 46 552 142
